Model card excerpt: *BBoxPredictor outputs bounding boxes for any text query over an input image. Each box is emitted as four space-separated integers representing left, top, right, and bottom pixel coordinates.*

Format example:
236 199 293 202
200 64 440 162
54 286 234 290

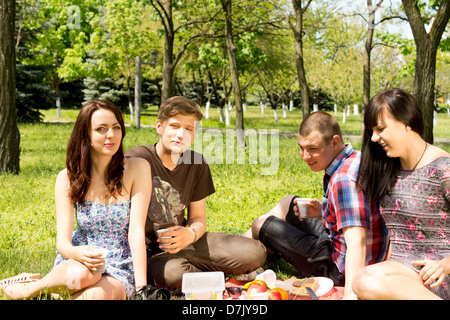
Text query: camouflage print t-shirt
125 144 215 247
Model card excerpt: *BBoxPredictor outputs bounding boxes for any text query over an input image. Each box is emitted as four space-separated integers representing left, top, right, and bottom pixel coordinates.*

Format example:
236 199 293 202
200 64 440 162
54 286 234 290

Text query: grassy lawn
1 104 449 298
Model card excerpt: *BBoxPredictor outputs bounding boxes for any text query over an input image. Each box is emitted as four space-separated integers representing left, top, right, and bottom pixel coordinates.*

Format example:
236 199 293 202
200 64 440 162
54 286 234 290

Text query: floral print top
54 200 135 298
380 157 450 299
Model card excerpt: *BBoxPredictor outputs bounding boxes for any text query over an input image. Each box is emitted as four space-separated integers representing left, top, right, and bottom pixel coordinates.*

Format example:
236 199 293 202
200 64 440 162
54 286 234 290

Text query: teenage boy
244 111 389 299
125 96 266 289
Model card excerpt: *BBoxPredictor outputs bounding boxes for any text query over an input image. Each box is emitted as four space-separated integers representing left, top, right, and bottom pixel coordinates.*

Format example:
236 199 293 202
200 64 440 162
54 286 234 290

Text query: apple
243 279 267 290
247 284 267 299
267 289 282 300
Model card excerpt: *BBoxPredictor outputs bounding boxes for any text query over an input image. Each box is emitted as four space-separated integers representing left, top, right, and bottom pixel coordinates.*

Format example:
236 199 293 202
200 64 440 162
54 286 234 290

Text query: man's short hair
157 96 203 123
298 111 343 144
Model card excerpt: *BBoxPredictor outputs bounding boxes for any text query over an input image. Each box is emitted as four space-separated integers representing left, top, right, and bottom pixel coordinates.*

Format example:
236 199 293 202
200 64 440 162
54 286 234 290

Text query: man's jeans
259 197 344 286
147 232 267 290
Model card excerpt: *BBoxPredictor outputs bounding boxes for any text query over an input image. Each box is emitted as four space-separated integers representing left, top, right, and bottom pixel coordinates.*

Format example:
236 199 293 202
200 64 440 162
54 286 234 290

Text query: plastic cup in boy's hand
156 228 174 252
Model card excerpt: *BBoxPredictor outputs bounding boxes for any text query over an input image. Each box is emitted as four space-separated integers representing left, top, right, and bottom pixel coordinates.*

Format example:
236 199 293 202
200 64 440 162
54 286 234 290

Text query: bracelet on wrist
186 225 198 243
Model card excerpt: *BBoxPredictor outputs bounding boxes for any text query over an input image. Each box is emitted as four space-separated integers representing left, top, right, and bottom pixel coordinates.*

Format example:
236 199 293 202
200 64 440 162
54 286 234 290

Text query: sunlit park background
1 0 450 299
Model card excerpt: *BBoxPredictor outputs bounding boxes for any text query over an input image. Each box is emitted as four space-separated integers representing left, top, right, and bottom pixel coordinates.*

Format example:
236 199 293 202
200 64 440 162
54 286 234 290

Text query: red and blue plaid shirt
322 144 389 274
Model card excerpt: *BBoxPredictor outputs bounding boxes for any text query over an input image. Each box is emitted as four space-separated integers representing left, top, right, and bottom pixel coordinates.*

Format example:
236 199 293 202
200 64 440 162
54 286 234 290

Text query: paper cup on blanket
255 269 276 288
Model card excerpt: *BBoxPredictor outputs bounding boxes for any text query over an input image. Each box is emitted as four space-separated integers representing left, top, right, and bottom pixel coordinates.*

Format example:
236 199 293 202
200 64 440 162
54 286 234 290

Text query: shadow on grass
262 254 304 280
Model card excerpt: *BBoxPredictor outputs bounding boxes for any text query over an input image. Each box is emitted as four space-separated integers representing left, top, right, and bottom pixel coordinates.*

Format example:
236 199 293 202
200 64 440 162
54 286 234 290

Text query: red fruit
247 284 267 299
267 289 283 300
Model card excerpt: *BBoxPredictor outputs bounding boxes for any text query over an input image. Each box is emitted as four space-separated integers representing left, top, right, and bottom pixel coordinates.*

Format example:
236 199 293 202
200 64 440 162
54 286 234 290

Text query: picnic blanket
224 278 345 300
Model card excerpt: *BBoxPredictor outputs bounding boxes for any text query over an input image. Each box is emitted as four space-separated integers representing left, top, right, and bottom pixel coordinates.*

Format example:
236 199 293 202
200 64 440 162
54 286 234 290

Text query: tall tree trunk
126 57 134 124
290 0 312 119
0 0 20 174
135 56 142 129
402 0 450 144
362 1 382 136
207 70 224 109
221 0 245 147
151 0 217 104
161 0 174 103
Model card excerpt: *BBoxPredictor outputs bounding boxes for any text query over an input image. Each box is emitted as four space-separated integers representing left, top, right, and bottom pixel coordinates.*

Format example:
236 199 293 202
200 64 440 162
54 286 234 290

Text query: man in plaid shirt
245 111 389 299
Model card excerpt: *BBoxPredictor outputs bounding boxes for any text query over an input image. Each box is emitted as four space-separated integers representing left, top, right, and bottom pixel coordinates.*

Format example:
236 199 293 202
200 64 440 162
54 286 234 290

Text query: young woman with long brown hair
0 100 151 299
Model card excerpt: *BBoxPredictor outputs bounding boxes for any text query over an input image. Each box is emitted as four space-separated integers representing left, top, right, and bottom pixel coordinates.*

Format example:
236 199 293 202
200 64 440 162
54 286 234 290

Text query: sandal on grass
0 273 42 290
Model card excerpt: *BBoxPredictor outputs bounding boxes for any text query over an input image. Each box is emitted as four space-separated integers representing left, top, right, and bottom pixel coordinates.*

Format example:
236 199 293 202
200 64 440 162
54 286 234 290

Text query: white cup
93 248 108 274
157 228 174 251
255 269 276 288
296 198 311 219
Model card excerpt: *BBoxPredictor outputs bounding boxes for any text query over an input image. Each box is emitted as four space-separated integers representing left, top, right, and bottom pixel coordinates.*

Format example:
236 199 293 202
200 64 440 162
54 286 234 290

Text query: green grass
1 105 449 298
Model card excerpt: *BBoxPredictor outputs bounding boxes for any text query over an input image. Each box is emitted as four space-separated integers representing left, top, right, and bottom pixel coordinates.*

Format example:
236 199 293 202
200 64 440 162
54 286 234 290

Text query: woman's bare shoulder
123 157 151 177
428 144 450 160
56 168 69 182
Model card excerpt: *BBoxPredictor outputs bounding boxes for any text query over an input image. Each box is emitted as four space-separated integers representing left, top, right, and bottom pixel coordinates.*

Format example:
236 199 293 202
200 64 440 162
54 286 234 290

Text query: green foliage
14 0 450 122
15 65 52 122
15 65 85 120
439 38 450 52
375 31 417 80
88 0 150 81
82 77 130 109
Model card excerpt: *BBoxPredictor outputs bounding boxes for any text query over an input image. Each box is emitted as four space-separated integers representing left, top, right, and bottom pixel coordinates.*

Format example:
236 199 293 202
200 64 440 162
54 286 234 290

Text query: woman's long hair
357 88 424 202
66 100 126 204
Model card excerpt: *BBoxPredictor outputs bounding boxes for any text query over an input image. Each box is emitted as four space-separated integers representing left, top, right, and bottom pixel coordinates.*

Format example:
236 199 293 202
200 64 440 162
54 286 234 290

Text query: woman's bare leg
3 259 101 299
352 260 441 300
72 275 126 300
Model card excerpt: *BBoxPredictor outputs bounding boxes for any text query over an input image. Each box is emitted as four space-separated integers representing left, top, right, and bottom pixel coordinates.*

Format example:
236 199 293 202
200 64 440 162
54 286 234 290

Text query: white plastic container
182 272 225 300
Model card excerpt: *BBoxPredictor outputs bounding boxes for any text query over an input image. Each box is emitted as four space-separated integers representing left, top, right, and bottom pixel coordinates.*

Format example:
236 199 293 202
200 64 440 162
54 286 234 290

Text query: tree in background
360 0 405 133
289 0 312 118
362 0 383 131
87 0 150 120
0 0 20 174
402 0 450 144
220 0 245 146
19 0 94 114
10 0 450 138
150 0 219 102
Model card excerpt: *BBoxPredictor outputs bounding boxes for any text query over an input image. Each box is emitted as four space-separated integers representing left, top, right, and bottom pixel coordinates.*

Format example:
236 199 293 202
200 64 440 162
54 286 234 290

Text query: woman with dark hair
65 100 127 204
353 88 450 299
0 101 151 299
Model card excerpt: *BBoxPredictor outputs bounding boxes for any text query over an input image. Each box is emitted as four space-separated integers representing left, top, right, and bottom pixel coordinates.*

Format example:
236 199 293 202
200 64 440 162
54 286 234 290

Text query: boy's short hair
157 96 203 123
299 111 343 144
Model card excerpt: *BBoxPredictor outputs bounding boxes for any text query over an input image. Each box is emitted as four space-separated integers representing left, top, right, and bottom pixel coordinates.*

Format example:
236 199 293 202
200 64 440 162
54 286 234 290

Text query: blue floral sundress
54 200 135 298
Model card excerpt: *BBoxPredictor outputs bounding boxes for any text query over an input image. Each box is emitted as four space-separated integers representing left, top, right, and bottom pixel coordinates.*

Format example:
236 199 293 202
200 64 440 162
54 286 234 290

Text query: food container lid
181 271 225 293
